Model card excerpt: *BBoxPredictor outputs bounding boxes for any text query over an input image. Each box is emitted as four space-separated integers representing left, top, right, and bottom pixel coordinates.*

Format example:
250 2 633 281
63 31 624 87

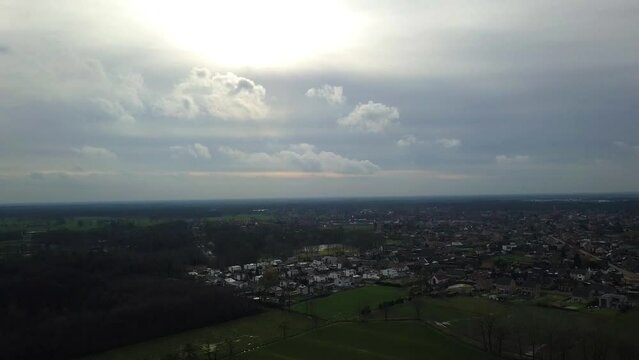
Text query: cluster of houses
187 207 638 310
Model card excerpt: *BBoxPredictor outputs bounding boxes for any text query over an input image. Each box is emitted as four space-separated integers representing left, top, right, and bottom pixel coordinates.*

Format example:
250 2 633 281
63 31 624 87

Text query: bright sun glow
132 0 362 68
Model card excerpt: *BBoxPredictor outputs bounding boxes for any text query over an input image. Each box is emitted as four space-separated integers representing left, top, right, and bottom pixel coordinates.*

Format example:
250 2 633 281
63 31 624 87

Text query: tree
259 266 279 289
474 313 498 352
225 338 234 358
379 302 391 321
161 352 181 360
410 297 424 320
181 343 198 360
279 321 289 338
574 253 582 268
510 312 528 359
492 315 510 356
360 305 372 321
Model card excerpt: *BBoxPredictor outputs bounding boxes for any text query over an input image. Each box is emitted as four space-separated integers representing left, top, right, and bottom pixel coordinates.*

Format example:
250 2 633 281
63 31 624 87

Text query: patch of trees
0 221 259 359
468 305 639 360
207 223 383 267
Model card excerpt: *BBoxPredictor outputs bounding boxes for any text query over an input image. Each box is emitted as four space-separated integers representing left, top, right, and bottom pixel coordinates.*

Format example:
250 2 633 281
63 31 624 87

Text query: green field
0 217 168 233
292 286 408 320
84 310 317 360
84 288 639 360
206 213 278 223
238 321 498 360
379 296 492 321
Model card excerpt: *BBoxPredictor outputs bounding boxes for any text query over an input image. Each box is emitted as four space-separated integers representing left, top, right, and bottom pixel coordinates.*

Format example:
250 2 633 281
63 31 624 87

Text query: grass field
379 296 492 322
238 321 498 360
291 286 408 320
206 213 278 223
0 217 168 233
84 310 317 360
84 290 639 360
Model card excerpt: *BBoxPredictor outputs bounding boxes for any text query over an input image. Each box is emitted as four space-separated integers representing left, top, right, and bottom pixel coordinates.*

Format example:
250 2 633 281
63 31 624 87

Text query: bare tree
224 338 234 358
493 315 511 357
279 321 289 339
411 297 424 320
379 302 391 321
509 312 528 359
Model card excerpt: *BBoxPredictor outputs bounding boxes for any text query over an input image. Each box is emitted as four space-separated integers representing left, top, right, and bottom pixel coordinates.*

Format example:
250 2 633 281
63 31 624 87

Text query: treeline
467 305 638 360
207 223 383 267
0 221 260 359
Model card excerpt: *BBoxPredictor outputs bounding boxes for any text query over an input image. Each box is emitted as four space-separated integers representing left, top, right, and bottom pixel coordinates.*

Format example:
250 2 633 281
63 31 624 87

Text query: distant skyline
1 0 639 203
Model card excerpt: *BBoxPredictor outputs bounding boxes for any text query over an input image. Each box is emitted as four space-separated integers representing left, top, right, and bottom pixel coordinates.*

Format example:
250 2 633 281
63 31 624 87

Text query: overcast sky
1 0 638 203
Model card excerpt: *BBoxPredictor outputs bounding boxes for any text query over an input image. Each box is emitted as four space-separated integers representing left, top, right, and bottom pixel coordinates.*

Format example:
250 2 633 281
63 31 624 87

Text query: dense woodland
0 222 259 359
0 218 384 359
207 223 384 268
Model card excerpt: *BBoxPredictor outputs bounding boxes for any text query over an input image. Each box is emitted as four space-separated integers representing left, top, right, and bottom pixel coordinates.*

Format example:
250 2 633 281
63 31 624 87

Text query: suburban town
189 200 639 313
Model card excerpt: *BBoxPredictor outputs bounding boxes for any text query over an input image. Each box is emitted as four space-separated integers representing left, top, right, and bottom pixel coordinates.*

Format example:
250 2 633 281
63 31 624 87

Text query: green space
238 321 498 360
292 286 408 320
379 295 492 322
206 213 278 223
84 310 317 360
0 217 168 233
84 289 639 360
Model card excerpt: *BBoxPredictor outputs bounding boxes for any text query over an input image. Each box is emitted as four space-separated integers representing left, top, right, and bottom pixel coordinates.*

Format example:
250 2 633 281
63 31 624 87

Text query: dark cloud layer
0 0 638 203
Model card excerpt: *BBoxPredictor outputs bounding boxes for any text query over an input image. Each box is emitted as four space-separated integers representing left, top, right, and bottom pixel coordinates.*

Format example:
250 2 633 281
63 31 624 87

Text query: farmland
238 321 498 360
291 285 408 320
85 310 317 360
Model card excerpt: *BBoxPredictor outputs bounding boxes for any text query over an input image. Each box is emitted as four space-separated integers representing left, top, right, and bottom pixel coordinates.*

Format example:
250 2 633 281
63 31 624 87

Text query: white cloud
157 68 268 120
397 135 418 147
170 143 212 159
92 98 136 123
305 84 345 104
436 138 461 148
496 154 530 164
219 143 380 174
337 101 399 133
72 146 117 160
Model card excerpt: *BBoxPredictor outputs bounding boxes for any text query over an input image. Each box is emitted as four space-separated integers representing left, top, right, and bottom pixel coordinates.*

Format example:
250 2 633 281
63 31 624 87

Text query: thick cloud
306 84 345 104
218 143 379 174
92 98 136 123
72 146 117 160
157 68 268 120
170 143 212 159
1 1 639 202
337 101 399 133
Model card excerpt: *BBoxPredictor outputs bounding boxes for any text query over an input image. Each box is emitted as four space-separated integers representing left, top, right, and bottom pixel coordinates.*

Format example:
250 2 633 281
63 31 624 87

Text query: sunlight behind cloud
132 0 362 68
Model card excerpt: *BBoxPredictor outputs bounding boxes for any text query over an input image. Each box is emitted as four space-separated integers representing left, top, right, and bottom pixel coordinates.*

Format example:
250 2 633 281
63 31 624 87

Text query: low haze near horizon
1 0 638 203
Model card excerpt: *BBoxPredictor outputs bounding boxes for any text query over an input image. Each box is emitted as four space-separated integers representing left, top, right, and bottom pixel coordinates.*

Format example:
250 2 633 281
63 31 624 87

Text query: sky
1 0 638 203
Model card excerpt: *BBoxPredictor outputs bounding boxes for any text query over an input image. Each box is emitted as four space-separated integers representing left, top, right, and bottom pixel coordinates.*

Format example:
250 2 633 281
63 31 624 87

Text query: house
474 278 493 292
494 277 516 294
334 277 352 287
570 268 591 282
571 287 593 303
381 268 400 278
598 294 628 309
429 273 450 286
447 269 467 281
518 280 541 298
362 272 380 281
